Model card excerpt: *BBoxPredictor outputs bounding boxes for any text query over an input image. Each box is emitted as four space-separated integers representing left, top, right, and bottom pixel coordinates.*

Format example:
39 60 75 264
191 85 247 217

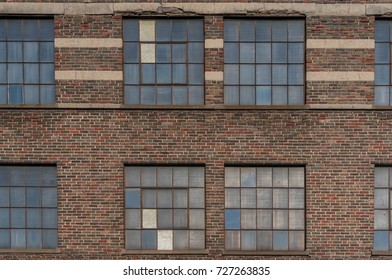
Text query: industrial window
123 19 204 105
375 20 392 105
0 19 55 104
225 167 305 251
124 166 205 250
374 167 392 250
0 166 57 249
224 19 305 105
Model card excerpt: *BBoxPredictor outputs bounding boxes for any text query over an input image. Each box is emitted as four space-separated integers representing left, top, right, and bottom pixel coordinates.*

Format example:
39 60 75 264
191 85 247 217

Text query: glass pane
256 43 271 63
272 21 287 41
155 20 171 42
40 85 55 104
26 208 41 228
241 230 256 250
375 210 388 230
189 167 204 187
241 189 256 208
141 167 156 187
375 87 390 106
189 188 204 208
27 229 42 249
225 209 240 229
10 167 25 186
256 21 271 42
139 20 155 42
41 167 56 187
172 20 187 41
156 44 171 63
241 209 256 229
225 167 240 187
126 230 140 249
289 210 305 230
289 168 304 188
288 65 303 85
124 43 139 63
173 167 188 187
225 230 240 250
173 189 188 208
257 168 272 187
241 168 256 187
124 64 139 85
39 20 54 41
43 209 57 228
240 65 255 85
157 86 172 105
40 64 55 84
257 188 272 208
11 229 26 248
376 43 390 64
375 21 390 42
189 64 204 85
273 210 288 229
288 43 304 63
0 64 6 84
24 64 39 84
375 65 390 85
140 44 155 63
26 187 41 207
8 65 23 84
257 230 273 250
272 43 287 63
172 64 186 84
172 87 187 105
239 21 255 41
289 231 305 250
0 229 10 248
189 209 204 229
240 86 255 105
0 209 10 228
157 230 173 250
11 187 25 207
42 229 57 249
288 21 304 41
375 189 388 208
173 209 187 228
272 65 287 85
224 65 239 85
273 168 289 187
257 209 272 230
124 86 140 104
0 167 9 186
224 86 239 105
11 208 25 228
224 43 239 63
240 43 255 63
124 20 139 41
125 188 140 208
142 209 157 229
125 167 140 187
125 209 141 229
157 167 172 188
0 85 6 104
0 188 9 207
40 42 54 62
8 42 22 62
374 231 389 250
256 86 272 105
157 209 172 228
24 42 39 62
256 65 271 85
25 86 40 104
188 43 203 63
172 44 186 63
156 64 171 84
273 189 288 208
141 64 155 84
157 190 172 208
225 188 240 208
375 167 389 188
188 20 203 41
273 230 288 250
189 230 204 249
289 189 304 208
288 86 304 105
142 189 156 208
173 230 188 250
0 20 5 40
8 20 22 41
224 20 239 41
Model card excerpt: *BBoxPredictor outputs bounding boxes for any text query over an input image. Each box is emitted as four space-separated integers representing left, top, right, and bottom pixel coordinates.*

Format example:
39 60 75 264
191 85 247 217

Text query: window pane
142 189 156 208
257 188 272 208
189 230 204 249
0 20 5 40
25 86 40 104
172 20 187 41
11 208 25 228
288 65 303 85
40 64 54 84
256 43 271 63
241 189 256 208
42 229 57 249
39 20 54 41
257 210 272 229
42 209 57 228
288 21 304 41
124 20 139 42
374 231 389 250
375 189 388 208
224 65 239 85
155 20 171 42
375 87 390 106
375 65 390 85
0 64 6 84
241 168 256 187
40 85 55 104
156 64 171 84
8 64 23 83
26 208 41 228
157 167 172 188
9 85 22 104
24 64 39 84
189 64 204 84
288 43 304 63
241 230 256 250
124 86 140 105
225 209 240 229
239 21 255 41
10 166 25 186
273 230 288 250
188 43 203 63
273 210 288 229
125 188 140 208
240 86 255 105
172 64 186 84
375 43 390 64
0 188 9 207
26 187 41 207
272 65 287 85
8 42 23 62
225 167 240 187
240 43 255 63
375 167 389 188
256 65 271 85
189 167 204 187
224 20 239 41
40 42 54 62
272 21 287 41
289 231 305 250
126 230 140 249
256 21 271 42
124 64 139 85
375 210 388 230
27 229 42 249
172 87 187 105
173 209 187 228
173 189 188 208
11 187 25 207
140 44 155 63
273 189 288 208
157 86 172 104
0 85 6 103
141 64 155 84
11 229 25 248
126 209 141 229
172 44 186 63
288 86 304 105
224 43 239 63
124 43 140 63
289 210 304 230
272 43 287 63
224 86 239 105
8 20 22 41
273 168 289 187
0 209 10 228
157 209 172 228
241 209 256 229
157 190 172 208
24 42 39 62
289 189 304 208
142 209 157 229
173 167 188 187
240 65 255 85
188 20 203 41
257 168 272 187
173 230 188 250
257 230 273 250
225 230 240 250
0 229 10 248
225 188 240 208
156 44 171 63
375 21 390 42
189 209 204 229
189 188 204 208
157 230 173 250
141 167 156 187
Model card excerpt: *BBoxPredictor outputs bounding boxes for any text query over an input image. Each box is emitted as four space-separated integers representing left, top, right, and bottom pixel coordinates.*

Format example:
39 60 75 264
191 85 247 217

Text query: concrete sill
223 250 309 256
122 249 209 255
371 250 392 256
0 249 61 254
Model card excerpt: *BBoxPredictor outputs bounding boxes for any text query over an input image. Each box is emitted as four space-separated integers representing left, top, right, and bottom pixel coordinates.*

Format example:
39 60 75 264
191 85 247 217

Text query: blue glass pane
189 86 204 105
288 65 303 85
256 21 271 42
8 20 22 41
224 43 238 63
173 86 187 105
256 43 271 63
42 229 57 249
272 21 287 41
24 64 39 84
240 65 255 85
11 229 26 248
273 231 288 250
0 85 6 103
224 86 239 105
172 44 186 63
374 231 389 250
40 85 55 104
0 64 6 83
256 86 272 105
27 229 42 249
126 188 140 208
124 20 139 41
156 86 171 105
240 21 255 41
8 42 23 62
224 65 239 85
140 86 155 105
0 167 10 186
188 20 203 41
26 188 41 207
40 42 54 62
124 64 139 84
375 87 390 106
272 43 287 63
156 64 171 84
375 65 390 85
272 65 287 85
375 21 390 42
25 86 40 104
11 187 25 207
0 20 6 40
188 43 203 63
11 208 25 228
124 86 140 104
224 20 239 41
43 209 57 229
126 230 141 249
142 230 156 249
23 20 39 41
8 64 23 83
0 188 9 207
288 86 304 105
0 209 10 228
240 43 255 63
240 86 255 105
225 209 240 229
156 44 171 63
241 231 256 250
173 64 186 84
172 20 187 41
124 43 139 63
42 188 57 207
256 65 271 85
23 42 39 63
10 167 25 186
27 208 42 228
39 20 54 41
141 64 155 84
0 43 6 62
288 20 304 41
188 64 204 84
0 229 10 248
376 43 390 64
40 64 55 84
156 20 171 42
272 86 288 105
288 43 304 63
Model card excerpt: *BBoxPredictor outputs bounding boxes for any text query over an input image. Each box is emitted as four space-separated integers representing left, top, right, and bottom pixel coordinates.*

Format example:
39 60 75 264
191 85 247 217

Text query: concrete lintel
307 39 374 49
309 104 373 110
161 3 214 14
205 71 223 81
57 103 121 109
64 3 113 15
205 39 223 49
314 4 365 16
113 3 161 13
366 4 392 16
55 71 123 81
307 71 374 82
55 38 122 48
0 3 64 15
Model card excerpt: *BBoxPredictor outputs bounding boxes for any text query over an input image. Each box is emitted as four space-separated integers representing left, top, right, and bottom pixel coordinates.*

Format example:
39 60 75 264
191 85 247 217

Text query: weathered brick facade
0 0 392 260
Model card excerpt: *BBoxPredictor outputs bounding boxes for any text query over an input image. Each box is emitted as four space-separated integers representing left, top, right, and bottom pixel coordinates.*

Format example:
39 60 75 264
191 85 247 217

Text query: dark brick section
205 81 224 105
205 16 223 40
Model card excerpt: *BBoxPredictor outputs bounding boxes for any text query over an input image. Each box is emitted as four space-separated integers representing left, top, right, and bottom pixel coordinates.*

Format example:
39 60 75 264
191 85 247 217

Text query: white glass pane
141 44 155 63
375 189 388 208
142 209 157 229
157 230 173 250
375 167 389 188
139 21 155 42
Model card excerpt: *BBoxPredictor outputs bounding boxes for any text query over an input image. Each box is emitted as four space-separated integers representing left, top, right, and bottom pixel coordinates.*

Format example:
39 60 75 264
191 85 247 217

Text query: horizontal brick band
307 72 374 82
55 38 122 48
205 71 223 81
307 39 374 49
205 39 223 49
55 71 123 81
308 104 372 110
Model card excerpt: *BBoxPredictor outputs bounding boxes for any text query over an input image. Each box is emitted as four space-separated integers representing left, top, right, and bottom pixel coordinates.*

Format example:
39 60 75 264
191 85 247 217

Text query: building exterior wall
0 0 391 259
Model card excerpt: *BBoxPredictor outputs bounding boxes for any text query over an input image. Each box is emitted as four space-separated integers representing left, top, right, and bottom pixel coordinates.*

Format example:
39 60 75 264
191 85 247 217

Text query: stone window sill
0 249 61 254
223 250 309 256
372 250 392 256
121 249 209 255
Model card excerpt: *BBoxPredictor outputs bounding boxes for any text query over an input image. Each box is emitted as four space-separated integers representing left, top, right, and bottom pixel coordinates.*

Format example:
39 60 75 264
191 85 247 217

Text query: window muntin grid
224 19 305 105
124 166 205 250
0 19 55 104
0 166 57 249
224 167 305 251
123 19 204 105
